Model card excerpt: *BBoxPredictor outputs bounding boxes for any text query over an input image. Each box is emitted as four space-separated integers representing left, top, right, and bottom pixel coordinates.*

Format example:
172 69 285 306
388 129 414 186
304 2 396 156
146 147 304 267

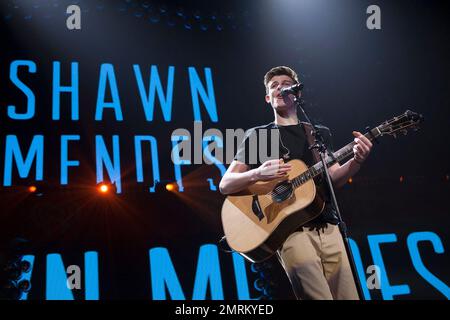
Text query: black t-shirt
234 122 339 225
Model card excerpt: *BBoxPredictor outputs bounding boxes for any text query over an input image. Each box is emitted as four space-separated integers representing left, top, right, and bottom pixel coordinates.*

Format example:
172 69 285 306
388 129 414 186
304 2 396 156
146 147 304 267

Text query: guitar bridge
252 195 264 221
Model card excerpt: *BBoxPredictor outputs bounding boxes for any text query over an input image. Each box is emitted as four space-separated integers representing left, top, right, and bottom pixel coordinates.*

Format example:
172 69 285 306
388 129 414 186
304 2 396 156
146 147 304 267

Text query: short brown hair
263 66 299 92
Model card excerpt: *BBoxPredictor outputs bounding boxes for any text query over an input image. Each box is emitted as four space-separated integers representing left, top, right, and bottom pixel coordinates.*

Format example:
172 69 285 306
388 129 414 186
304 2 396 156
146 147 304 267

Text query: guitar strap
301 122 321 163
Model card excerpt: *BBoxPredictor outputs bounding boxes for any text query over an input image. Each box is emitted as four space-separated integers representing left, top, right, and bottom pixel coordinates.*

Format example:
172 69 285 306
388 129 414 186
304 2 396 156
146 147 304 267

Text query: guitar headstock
377 110 424 138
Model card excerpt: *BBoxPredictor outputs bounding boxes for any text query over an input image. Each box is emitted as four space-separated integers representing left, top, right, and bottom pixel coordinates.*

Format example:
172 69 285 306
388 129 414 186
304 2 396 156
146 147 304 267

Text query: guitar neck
291 126 382 189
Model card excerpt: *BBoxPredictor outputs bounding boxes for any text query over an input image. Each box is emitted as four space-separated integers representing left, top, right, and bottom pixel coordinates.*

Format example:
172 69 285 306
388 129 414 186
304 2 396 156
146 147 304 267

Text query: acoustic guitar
221 110 423 262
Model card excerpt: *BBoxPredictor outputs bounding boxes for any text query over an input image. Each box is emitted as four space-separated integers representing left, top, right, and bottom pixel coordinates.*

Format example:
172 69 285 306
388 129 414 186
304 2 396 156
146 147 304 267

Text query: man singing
219 66 373 300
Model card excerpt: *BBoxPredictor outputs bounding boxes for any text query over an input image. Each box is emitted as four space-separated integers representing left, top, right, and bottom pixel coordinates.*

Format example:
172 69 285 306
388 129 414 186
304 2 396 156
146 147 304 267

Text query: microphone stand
294 95 365 300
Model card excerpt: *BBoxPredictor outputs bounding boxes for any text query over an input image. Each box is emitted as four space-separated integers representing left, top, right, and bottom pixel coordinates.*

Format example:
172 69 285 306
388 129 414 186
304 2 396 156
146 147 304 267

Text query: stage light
251 261 275 298
20 260 31 273
400 176 404 183
98 184 109 193
17 280 31 293
27 184 44 196
151 180 178 193
184 20 192 30
149 14 160 23
348 178 353 184
165 183 176 192
253 278 265 291
142 2 151 10
0 238 31 300
176 7 184 17
159 5 167 14
193 10 202 20
134 10 144 18
96 182 116 195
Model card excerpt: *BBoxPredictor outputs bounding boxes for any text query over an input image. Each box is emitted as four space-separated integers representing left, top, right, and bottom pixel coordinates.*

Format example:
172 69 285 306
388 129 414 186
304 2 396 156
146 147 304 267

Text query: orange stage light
165 183 175 192
99 184 109 193
28 186 37 193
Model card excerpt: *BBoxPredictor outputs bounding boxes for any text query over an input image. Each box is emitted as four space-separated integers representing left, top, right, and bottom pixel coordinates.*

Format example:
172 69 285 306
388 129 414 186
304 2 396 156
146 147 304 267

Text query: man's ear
265 94 271 104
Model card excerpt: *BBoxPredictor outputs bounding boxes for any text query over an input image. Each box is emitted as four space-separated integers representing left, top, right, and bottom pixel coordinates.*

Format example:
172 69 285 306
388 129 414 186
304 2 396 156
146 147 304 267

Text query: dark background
0 0 449 299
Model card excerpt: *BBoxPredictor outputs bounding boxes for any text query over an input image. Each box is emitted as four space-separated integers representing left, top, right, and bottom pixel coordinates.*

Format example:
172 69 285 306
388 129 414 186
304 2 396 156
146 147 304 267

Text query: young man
219 66 373 300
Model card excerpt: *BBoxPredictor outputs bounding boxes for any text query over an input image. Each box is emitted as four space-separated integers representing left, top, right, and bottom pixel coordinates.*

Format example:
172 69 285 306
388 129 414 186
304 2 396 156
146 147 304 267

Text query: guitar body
221 159 325 263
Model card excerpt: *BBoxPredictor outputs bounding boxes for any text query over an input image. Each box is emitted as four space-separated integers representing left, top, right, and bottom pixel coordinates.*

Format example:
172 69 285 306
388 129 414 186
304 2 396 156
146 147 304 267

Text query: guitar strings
265 112 411 197
266 144 357 197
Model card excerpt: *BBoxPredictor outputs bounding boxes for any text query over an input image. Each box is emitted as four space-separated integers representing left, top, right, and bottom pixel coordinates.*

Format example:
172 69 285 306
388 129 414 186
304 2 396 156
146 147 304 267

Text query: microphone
280 82 304 96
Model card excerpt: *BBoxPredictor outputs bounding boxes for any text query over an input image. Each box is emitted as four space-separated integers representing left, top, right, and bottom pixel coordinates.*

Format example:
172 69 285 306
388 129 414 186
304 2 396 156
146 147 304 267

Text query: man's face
265 74 299 111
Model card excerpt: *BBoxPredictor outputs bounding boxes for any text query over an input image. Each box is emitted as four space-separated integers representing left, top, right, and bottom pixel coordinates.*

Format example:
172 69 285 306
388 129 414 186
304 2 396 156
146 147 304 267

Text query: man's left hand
352 131 373 165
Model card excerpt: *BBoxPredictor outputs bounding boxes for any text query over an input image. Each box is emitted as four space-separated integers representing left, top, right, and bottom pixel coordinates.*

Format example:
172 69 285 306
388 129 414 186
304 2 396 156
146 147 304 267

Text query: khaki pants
277 223 359 300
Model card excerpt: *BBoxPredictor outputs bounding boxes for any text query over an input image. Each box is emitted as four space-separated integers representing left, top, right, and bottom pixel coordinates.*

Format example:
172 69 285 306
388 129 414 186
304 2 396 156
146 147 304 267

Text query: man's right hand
254 159 292 181
219 159 292 195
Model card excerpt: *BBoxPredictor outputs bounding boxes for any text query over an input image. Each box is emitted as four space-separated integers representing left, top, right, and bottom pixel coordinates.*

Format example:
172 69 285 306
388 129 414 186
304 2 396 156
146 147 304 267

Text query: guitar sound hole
272 181 293 203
